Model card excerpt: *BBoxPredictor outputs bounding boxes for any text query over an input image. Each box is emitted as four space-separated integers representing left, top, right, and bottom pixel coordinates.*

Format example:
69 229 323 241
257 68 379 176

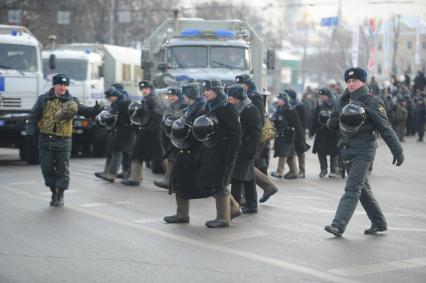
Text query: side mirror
98 65 104 78
266 49 275 70
49 54 56 70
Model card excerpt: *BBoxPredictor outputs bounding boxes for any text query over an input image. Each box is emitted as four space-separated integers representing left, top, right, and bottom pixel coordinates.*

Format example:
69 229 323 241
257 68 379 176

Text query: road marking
328 257 426 277
389 227 426 232
132 218 159 224
204 230 268 244
1 185 358 283
39 190 80 196
114 200 136 205
78 202 107 208
3 181 39 186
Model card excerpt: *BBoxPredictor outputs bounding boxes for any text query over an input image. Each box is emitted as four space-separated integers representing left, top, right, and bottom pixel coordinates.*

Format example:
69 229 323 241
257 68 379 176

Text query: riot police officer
325 67 404 237
270 92 304 179
286 89 310 178
94 86 135 183
154 87 187 189
310 87 339 178
235 74 278 203
121 80 166 186
227 84 262 214
25 74 102 207
164 81 242 226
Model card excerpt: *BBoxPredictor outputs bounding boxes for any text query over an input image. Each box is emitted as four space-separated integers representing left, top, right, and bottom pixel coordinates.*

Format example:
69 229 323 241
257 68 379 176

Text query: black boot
324 224 343 237
364 225 387 235
53 189 64 207
50 187 57 206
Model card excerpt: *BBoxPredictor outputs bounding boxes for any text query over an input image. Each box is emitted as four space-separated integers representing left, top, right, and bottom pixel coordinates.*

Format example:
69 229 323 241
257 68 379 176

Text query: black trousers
231 178 257 209
318 153 338 172
332 158 386 232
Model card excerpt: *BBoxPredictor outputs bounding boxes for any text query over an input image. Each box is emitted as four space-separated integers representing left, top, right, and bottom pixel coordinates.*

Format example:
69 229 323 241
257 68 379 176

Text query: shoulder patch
378 104 386 114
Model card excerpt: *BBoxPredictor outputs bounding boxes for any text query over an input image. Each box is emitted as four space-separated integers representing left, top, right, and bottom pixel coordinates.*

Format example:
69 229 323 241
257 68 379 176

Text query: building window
407 41 412 49
8 9 21 24
57 11 71 25
118 11 131 23
377 64 382 75
407 64 412 74
122 64 131 81
422 42 426 50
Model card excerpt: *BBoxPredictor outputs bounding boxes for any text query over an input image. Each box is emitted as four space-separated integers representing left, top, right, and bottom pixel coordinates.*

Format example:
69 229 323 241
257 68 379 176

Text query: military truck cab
142 18 270 95
0 25 43 164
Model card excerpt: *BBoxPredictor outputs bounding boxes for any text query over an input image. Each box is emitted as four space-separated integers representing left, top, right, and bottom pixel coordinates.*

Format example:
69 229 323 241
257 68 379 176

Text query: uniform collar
47 88 72 102
349 85 369 101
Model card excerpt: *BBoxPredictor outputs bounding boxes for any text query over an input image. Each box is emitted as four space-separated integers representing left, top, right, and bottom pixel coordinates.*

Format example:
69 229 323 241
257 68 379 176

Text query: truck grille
0 97 22 108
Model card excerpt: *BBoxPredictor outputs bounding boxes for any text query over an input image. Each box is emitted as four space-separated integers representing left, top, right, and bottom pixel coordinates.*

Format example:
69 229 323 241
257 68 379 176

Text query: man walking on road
324 67 404 237
26 74 102 207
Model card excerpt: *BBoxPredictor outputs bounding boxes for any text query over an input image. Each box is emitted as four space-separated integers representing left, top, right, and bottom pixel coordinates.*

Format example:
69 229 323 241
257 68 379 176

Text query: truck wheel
19 144 26 161
25 135 39 164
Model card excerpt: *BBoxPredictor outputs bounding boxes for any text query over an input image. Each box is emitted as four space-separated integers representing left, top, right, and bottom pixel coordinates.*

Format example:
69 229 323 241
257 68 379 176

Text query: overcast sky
182 0 426 27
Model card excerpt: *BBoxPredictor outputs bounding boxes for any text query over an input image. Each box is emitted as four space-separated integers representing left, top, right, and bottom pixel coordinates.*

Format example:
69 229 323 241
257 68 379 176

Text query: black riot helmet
95 110 117 130
339 101 366 137
192 115 218 147
170 117 193 149
163 115 175 138
128 101 149 126
318 110 331 126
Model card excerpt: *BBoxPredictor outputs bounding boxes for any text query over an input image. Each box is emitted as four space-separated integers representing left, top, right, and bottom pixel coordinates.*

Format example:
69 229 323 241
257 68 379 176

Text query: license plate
0 120 5 127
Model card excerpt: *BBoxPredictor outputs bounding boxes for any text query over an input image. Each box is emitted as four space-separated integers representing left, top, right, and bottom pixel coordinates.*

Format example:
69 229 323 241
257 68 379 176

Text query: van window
43 59 87 81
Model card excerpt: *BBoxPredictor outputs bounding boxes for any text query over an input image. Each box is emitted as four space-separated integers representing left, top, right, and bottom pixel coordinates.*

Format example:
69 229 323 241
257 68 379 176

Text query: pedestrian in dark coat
415 97 426 142
235 74 278 203
324 67 404 237
121 81 166 186
227 84 262 214
270 92 304 179
310 87 339 178
154 87 187 190
94 86 135 183
286 88 310 178
109 83 132 179
165 80 242 228
196 80 242 228
414 71 426 94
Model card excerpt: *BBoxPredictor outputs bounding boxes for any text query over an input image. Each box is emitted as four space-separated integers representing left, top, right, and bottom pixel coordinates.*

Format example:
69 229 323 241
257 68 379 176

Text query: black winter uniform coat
132 92 165 161
232 100 262 181
311 98 339 156
106 96 135 153
291 101 310 154
327 86 402 162
170 98 206 199
195 94 242 191
272 106 304 157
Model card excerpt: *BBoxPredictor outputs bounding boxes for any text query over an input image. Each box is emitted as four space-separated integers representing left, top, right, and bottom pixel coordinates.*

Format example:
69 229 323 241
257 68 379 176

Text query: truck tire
25 135 39 164
19 144 26 161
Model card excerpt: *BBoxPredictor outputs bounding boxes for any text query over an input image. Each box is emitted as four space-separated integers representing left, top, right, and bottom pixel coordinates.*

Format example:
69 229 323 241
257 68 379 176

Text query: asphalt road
0 136 425 283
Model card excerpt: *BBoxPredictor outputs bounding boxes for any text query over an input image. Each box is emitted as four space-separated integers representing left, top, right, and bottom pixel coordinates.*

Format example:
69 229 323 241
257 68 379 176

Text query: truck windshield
167 46 207 68
43 59 88 81
0 44 38 72
210 47 248 69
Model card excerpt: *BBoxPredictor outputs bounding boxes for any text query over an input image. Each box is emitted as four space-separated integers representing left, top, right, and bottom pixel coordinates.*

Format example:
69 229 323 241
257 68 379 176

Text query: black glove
392 152 404 166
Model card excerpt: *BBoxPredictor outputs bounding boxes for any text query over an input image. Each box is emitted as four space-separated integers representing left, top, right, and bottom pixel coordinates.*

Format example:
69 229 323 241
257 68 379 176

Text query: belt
40 133 71 139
